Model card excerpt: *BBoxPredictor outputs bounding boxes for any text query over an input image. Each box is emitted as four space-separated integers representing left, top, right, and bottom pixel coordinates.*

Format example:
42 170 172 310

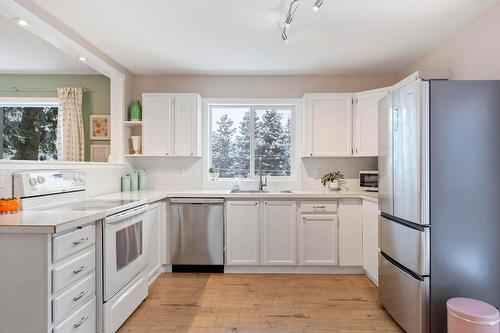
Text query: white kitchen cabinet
338 199 363 266
142 93 201 157
362 200 379 285
299 214 338 265
353 88 388 156
142 94 173 156
304 93 353 157
145 201 164 283
262 201 297 265
226 201 260 265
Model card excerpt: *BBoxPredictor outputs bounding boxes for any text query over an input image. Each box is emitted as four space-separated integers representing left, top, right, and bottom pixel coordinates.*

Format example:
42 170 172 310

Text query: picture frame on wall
90 144 111 162
90 114 110 140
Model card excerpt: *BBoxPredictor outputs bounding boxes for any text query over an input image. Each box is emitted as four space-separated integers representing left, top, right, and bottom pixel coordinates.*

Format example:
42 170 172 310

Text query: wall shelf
125 120 143 127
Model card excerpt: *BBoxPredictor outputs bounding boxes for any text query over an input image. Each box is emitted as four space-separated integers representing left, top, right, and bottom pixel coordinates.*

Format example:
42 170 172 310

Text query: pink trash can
447 298 500 333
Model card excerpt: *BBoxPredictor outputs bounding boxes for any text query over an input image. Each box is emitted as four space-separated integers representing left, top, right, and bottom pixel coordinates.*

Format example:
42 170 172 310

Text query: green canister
129 100 142 121
121 174 131 192
138 169 148 190
130 172 139 191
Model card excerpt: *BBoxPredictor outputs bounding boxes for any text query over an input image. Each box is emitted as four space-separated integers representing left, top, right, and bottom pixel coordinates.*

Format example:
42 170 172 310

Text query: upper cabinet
303 88 388 157
304 93 353 157
142 93 201 157
353 88 388 157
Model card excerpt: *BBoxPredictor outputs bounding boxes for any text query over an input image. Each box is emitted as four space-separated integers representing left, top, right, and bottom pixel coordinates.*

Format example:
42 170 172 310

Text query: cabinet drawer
300 201 338 213
53 249 95 294
53 273 95 323
53 297 96 333
53 225 95 262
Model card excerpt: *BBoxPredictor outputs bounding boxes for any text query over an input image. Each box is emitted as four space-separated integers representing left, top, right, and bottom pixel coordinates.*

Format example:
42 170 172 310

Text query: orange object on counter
0 198 20 214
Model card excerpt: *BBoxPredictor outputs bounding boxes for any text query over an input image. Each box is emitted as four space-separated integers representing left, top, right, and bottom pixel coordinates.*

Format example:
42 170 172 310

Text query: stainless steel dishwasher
170 198 224 272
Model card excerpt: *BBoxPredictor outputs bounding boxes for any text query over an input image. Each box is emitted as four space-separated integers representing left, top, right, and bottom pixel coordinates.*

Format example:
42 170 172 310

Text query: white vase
130 136 142 155
329 180 340 191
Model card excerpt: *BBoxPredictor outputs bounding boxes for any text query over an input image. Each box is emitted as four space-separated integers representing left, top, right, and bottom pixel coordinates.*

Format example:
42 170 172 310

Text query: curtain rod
0 87 90 93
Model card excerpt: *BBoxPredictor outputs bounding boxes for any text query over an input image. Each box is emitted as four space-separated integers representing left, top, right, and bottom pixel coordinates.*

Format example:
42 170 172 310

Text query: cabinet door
362 200 379 285
304 94 353 157
263 201 297 265
299 214 338 265
338 199 363 266
226 201 260 265
146 202 162 282
353 88 388 156
142 94 174 156
173 94 201 157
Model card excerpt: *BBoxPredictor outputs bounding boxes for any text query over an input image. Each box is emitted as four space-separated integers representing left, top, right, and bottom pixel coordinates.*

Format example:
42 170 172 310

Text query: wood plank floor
119 273 402 333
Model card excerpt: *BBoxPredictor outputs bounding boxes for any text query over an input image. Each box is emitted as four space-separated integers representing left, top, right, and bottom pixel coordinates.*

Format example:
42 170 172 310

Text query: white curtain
57 87 85 161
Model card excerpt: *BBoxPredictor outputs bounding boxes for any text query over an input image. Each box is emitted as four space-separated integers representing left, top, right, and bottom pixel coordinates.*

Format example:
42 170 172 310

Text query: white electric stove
13 170 150 333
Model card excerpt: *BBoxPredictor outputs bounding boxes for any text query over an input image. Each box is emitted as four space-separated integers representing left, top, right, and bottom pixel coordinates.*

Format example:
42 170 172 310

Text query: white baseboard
365 271 378 286
224 265 365 274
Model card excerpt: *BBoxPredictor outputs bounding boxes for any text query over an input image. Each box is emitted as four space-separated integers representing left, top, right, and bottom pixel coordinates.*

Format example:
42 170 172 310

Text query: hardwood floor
119 273 402 333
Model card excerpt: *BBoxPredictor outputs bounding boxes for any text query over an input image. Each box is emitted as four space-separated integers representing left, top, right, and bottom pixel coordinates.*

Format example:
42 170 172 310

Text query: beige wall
399 4 500 80
132 74 397 99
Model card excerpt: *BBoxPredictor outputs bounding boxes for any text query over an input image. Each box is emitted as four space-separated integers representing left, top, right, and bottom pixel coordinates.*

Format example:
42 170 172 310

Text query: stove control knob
37 176 45 184
29 178 37 186
73 174 80 181
79 174 86 183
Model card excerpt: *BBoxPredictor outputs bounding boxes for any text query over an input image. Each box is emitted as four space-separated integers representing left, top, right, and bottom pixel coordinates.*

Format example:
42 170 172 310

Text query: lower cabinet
146 200 167 284
263 201 297 265
226 201 260 265
299 214 338 265
225 199 366 269
362 200 379 284
338 199 363 266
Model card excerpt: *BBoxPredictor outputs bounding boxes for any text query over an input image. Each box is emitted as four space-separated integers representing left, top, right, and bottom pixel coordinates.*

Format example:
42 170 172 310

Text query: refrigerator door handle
394 107 399 131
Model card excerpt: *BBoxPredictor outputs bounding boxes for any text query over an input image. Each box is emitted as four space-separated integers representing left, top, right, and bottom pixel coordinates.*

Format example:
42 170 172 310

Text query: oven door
104 205 148 301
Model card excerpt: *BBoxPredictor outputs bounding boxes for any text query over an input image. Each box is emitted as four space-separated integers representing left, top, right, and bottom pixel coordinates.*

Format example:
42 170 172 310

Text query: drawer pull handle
72 265 87 274
313 206 326 209
72 290 89 302
73 315 89 328
72 237 89 246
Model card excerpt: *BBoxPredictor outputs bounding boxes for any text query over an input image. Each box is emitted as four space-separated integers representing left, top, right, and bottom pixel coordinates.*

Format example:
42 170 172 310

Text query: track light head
281 26 289 43
312 0 324 12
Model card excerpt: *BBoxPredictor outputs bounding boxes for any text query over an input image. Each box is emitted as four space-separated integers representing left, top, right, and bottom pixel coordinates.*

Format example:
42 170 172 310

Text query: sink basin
230 189 294 194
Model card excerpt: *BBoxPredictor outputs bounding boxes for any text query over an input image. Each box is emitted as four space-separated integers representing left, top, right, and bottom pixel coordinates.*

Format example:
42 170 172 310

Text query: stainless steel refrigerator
378 79 500 333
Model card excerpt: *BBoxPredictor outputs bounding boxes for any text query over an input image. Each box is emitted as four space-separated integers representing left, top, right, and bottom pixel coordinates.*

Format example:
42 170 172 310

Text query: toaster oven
360 170 378 192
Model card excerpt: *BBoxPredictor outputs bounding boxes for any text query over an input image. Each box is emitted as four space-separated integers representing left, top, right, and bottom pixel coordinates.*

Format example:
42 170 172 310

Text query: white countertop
0 210 106 234
0 189 377 234
94 189 378 203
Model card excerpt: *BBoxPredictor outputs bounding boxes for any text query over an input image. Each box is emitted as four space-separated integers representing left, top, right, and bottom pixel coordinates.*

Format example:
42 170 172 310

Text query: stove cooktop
46 199 147 216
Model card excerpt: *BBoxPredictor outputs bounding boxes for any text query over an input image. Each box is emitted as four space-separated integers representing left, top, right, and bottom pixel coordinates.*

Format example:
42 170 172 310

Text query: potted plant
321 171 344 191
0 197 20 214
208 167 219 180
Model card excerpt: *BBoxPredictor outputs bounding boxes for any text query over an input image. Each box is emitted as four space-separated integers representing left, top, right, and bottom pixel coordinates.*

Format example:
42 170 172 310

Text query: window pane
210 107 251 178
254 108 292 177
1 106 58 161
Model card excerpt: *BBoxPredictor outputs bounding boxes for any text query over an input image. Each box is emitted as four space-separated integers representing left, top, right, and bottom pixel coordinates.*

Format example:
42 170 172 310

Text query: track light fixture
284 0 299 28
312 0 324 12
278 0 325 42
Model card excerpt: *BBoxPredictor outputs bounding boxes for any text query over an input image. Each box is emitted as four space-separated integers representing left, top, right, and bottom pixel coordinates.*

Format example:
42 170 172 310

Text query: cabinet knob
310 153 313 156
165 152 169 155
190 153 194 156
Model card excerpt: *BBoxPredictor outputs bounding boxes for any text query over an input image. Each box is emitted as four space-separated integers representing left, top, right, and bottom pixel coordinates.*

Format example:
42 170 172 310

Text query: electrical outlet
177 168 184 176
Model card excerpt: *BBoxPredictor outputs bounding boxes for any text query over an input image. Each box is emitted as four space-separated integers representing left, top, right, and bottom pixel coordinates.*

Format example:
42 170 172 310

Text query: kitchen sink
230 189 294 194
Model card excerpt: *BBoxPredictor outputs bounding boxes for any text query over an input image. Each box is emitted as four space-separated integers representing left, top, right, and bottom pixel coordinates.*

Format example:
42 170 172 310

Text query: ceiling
0 15 96 74
29 0 500 75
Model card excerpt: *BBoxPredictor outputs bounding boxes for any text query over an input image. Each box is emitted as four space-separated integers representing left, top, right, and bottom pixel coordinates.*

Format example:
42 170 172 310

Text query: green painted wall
0 74 110 162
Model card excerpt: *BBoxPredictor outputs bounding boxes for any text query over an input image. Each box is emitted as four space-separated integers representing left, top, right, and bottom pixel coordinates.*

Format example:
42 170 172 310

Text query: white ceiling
31 0 500 75
0 15 97 74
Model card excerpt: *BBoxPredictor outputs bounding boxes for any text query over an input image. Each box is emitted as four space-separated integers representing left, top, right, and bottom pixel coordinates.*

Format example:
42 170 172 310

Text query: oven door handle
105 205 149 224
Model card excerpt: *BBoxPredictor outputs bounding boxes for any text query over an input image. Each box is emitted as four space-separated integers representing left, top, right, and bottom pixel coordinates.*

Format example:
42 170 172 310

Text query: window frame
204 98 301 187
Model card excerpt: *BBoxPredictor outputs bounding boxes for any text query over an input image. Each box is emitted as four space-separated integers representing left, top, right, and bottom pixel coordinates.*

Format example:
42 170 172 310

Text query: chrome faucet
258 156 268 192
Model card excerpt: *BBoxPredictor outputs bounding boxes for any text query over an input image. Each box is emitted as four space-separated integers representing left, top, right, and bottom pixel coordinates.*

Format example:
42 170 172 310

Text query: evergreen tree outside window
209 105 294 180
1 101 59 161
